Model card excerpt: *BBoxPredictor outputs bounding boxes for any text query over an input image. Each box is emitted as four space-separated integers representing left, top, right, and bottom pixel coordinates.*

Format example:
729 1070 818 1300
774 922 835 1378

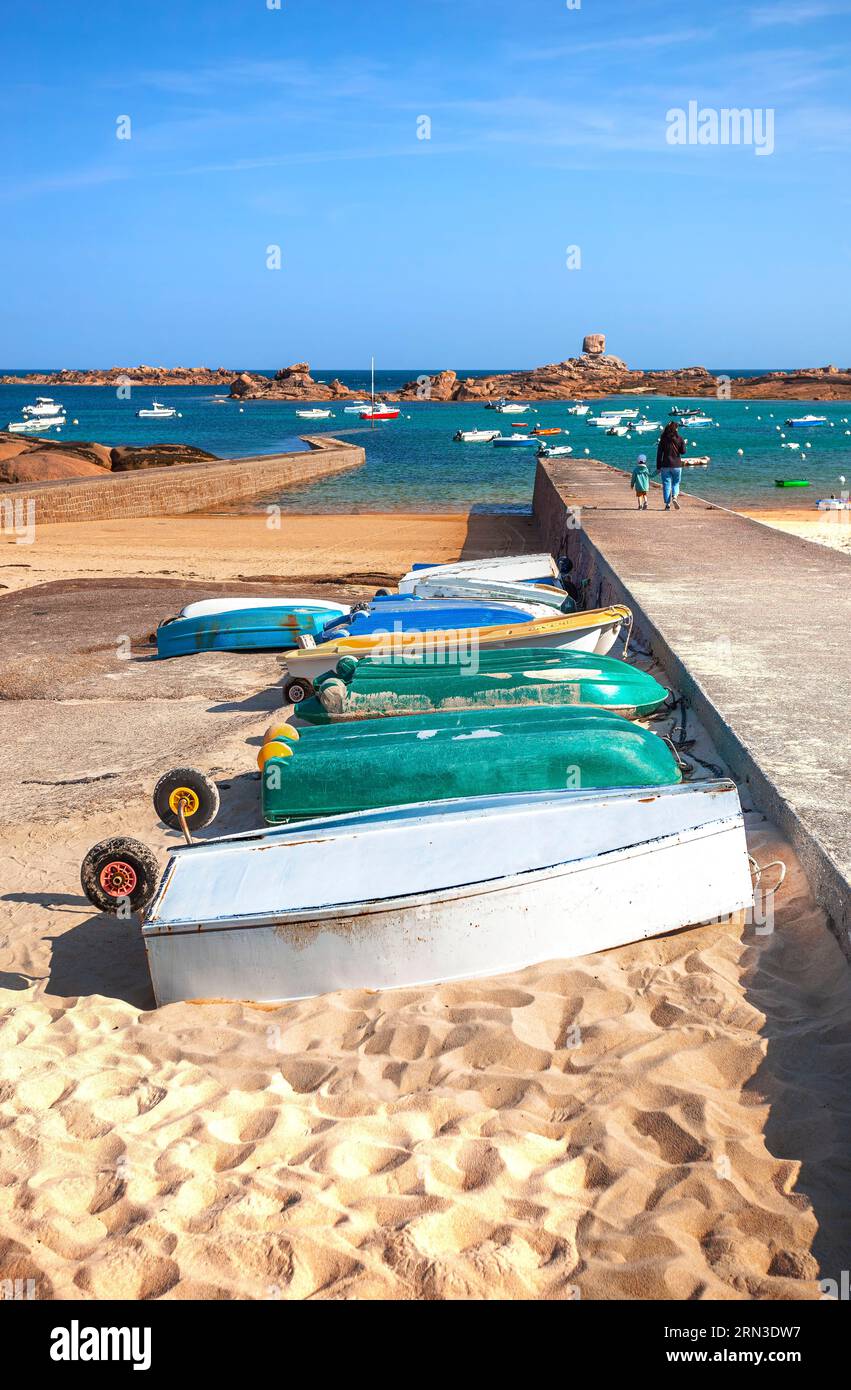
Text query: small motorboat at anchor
453 428 501 442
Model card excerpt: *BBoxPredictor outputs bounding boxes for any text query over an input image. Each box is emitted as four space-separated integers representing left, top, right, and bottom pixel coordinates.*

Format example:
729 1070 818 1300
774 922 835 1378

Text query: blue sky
1 0 849 368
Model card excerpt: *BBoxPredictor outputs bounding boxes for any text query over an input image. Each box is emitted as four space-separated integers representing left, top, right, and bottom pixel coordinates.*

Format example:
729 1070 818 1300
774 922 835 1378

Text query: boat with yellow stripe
280 605 632 703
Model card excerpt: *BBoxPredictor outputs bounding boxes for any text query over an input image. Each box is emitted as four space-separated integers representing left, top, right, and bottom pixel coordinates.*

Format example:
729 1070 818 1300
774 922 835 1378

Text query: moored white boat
22 396 65 419
453 428 501 442
343 401 371 413
7 415 64 432
536 443 573 457
567 403 589 415
296 408 333 419
136 401 177 419
139 782 752 1004
493 401 528 414
785 415 828 427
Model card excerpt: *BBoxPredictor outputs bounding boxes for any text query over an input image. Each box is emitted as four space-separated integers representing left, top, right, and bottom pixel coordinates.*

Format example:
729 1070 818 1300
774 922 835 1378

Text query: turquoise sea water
2 370 849 513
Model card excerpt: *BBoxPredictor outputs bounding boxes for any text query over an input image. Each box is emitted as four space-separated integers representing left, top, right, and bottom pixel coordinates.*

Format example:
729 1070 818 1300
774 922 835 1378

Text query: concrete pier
533 457 851 953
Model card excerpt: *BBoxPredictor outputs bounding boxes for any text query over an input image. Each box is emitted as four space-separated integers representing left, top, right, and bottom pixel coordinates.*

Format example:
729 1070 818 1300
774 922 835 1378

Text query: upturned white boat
398 553 561 592
405 574 572 611
453 428 502 442
138 782 751 1005
137 401 177 419
7 415 64 432
22 396 66 419
172 597 350 621
296 408 333 419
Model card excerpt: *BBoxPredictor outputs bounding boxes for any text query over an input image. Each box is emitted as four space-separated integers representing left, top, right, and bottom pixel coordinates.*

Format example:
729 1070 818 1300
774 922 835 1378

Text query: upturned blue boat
156 598 350 658
320 596 553 640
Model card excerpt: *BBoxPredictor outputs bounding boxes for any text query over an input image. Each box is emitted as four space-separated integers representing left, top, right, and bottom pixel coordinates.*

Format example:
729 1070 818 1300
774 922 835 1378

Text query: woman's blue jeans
661 467 682 505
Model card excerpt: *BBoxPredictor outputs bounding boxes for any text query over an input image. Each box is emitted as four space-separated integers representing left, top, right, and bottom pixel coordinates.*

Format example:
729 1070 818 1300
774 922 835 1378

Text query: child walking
630 453 650 510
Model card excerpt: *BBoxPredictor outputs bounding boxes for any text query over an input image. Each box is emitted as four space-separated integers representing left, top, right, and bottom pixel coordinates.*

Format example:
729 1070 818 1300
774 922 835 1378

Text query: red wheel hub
99 860 138 897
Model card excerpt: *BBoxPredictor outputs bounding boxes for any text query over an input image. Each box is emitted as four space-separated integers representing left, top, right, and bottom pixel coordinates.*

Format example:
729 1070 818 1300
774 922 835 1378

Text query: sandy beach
1 510 849 1300
742 508 851 555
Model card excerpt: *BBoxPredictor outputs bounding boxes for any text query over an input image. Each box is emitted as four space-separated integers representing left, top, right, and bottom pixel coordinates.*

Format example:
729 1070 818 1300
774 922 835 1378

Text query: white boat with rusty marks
81 782 751 1005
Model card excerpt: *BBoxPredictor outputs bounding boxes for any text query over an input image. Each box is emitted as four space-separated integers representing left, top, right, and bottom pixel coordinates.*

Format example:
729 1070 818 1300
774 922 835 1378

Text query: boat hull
297 648 668 723
282 606 630 684
405 575 573 611
157 602 350 657
398 553 561 592
261 705 679 821
142 783 751 1004
320 597 555 639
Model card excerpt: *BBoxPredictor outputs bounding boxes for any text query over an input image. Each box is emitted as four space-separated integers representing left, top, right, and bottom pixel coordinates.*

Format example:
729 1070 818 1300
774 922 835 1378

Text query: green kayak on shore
295 649 669 724
260 705 681 823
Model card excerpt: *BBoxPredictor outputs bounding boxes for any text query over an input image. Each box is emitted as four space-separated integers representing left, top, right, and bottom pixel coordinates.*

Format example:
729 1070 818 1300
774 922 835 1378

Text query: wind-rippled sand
2 811 848 1302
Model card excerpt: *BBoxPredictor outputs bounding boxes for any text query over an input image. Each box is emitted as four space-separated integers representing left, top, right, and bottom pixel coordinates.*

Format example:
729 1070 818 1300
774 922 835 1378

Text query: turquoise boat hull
157 604 345 658
261 705 681 822
296 648 669 723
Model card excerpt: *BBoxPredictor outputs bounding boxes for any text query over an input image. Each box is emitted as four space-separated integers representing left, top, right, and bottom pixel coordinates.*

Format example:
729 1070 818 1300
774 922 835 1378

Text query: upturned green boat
295 649 669 724
260 705 681 823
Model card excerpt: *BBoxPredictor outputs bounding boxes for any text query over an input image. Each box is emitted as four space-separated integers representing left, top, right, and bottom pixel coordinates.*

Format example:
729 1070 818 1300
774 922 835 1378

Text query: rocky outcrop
0 452 110 485
228 363 357 401
732 368 851 401
0 365 237 387
583 333 606 356
109 444 218 472
0 430 219 485
397 349 851 403
396 351 706 402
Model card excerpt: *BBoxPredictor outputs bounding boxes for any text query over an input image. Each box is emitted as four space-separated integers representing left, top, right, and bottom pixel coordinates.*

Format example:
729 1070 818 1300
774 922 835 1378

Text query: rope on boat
621 610 634 659
748 856 788 894
661 735 694 778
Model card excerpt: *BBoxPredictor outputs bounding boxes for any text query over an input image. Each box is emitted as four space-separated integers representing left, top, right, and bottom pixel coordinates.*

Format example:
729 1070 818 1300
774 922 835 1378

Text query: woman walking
656 421 686 510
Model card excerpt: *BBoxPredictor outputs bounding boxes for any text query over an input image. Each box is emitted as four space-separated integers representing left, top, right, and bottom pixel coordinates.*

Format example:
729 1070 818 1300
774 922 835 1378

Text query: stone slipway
0 434 364 524
533 457 851 954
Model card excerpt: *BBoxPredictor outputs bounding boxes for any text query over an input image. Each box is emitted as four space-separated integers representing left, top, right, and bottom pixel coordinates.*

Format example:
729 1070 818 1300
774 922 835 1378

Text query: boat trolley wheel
80 836 160 915
283 676 314 705
153 766 220 831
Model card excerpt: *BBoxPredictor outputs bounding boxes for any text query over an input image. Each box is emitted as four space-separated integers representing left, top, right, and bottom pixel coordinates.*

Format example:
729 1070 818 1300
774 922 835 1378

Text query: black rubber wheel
81 837 160 915
283 676 314 704
153 766 220 831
